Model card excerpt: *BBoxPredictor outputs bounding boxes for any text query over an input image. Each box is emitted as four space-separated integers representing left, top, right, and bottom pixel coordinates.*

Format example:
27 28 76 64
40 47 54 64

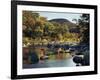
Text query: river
23 57 76 68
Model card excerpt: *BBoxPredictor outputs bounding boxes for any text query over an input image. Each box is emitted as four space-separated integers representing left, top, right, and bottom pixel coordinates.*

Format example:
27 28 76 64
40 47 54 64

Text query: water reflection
23 44 89 68
23 57 76 68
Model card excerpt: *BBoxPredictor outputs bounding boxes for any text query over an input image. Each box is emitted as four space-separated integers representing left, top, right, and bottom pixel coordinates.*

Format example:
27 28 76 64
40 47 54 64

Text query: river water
23 57 76 68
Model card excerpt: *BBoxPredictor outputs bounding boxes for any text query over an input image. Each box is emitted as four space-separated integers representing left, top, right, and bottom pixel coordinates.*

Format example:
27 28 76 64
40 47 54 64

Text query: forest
22 11 89 47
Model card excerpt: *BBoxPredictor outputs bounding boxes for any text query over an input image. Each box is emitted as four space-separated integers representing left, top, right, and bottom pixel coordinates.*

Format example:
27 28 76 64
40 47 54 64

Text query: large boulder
73 56 83 65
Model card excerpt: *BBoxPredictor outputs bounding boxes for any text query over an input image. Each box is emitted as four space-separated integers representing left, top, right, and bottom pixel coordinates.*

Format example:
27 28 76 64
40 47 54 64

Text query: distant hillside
49 18 77 28
49 18 80 33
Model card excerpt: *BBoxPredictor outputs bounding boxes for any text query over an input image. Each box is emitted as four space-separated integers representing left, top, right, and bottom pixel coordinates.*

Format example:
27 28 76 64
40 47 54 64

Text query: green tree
78 14 89 44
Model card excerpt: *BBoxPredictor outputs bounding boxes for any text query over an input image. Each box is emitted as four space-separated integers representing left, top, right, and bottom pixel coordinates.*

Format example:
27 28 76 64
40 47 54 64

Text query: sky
37 11 82 23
